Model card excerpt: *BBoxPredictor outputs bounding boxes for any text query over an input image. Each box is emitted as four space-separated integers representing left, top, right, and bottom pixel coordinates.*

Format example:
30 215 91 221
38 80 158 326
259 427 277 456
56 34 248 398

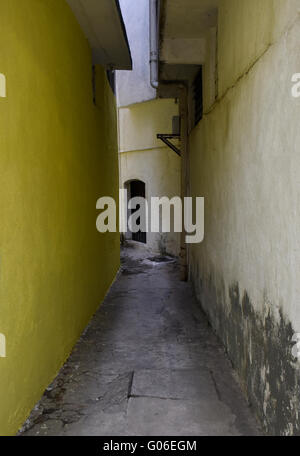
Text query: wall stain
191 268 300 435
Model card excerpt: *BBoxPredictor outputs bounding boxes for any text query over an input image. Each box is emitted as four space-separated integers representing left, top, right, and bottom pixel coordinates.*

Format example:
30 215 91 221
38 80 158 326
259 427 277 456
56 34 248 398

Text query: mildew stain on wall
191 266 300 435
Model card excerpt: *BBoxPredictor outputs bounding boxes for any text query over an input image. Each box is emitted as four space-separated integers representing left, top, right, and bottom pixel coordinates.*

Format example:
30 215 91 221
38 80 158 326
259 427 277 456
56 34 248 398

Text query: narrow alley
1 0 300 440
21 243 259 436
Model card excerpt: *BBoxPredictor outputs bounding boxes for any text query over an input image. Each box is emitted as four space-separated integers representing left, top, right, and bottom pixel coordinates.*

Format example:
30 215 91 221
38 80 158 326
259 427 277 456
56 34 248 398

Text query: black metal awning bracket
157 134 181 157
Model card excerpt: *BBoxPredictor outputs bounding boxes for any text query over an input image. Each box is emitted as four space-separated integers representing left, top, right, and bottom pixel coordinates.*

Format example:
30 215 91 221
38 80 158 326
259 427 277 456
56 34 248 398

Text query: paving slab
131 369 218 401
20 242 261 436
126 397 239 436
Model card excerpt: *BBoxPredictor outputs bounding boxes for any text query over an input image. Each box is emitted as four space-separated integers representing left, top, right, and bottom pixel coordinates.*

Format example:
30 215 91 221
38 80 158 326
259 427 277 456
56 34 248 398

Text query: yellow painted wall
0 0 120 435
189 0 300 434
119 98 181 256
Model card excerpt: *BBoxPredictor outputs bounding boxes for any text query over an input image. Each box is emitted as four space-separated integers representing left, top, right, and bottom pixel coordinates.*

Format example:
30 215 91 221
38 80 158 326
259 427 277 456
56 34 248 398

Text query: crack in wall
203 14 300 118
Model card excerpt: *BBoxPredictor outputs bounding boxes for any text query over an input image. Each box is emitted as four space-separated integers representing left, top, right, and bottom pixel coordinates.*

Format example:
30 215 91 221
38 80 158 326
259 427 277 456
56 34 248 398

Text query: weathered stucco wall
0 0 120 435
119 98 181 256
189 0 300 435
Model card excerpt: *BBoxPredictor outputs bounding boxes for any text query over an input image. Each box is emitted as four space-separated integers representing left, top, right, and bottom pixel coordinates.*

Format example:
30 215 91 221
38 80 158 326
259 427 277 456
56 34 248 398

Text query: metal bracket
157 134 181 156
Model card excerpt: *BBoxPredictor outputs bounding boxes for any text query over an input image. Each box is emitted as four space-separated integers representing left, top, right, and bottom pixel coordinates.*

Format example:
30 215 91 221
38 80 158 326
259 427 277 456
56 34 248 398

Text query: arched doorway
125 180 147 244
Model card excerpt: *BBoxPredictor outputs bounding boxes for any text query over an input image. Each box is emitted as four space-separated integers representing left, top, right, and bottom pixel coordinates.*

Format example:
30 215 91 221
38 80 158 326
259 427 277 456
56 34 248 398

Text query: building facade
156 0 300 435
117 0 181 257
0 0 131 436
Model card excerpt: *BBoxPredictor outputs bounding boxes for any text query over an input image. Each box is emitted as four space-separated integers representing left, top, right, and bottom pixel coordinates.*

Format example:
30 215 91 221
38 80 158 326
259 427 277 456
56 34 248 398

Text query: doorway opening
125 180 147 244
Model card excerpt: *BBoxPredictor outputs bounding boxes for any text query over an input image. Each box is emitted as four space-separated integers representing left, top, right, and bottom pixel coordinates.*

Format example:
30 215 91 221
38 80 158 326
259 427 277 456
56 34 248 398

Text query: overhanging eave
66 0 132 70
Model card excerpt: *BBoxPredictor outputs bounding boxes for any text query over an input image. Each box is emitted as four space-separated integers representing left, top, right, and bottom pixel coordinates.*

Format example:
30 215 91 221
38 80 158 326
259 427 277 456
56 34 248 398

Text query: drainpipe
149 0 159 89
149 0 189 279
156 82 189 281
179 85 189 281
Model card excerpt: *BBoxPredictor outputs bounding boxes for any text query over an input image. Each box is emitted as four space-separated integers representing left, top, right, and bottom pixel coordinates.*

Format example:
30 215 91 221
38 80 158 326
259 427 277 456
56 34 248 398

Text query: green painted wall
0 0 120 435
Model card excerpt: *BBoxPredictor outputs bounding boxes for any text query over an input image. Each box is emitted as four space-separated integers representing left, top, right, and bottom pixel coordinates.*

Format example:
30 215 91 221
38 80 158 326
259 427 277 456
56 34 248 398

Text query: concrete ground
20 242 260 436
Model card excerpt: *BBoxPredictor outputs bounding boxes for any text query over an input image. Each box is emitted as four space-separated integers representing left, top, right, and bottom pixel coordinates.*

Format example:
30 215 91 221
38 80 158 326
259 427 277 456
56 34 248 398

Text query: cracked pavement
20 242 260 436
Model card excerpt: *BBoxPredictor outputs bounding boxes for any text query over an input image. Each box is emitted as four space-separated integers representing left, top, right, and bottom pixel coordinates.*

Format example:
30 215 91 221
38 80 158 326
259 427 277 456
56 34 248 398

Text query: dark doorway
130 180 146 244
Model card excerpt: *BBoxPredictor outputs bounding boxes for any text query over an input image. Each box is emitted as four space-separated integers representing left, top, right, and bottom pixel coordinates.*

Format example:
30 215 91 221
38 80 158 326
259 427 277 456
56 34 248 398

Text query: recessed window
193 67 203 127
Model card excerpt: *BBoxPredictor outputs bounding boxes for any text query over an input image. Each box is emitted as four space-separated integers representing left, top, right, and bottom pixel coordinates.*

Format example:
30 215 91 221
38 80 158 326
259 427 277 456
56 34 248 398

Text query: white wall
188 0 300 435
116 0 156 107
119 98 181 256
